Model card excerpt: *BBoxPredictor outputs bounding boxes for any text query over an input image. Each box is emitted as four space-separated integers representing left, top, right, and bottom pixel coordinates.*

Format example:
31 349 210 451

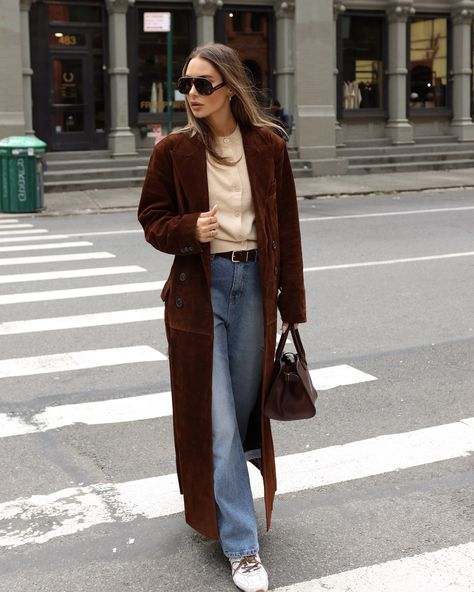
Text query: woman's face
184 57 232 121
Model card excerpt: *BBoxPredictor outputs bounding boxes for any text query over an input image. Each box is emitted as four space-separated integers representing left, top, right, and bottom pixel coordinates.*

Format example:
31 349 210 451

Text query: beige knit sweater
207 125 258 254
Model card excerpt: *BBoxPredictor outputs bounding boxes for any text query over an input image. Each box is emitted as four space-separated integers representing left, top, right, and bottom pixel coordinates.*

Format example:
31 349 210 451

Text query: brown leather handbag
264 326 318 421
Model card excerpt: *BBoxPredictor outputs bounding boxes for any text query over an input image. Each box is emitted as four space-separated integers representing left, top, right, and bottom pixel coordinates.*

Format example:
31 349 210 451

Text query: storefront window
409 17 448 109
47 3 102 23
341 15 385 111
137 8 192 114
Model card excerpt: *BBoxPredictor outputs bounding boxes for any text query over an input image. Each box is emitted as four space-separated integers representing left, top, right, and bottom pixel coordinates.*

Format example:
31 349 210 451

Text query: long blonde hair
176 43 286 164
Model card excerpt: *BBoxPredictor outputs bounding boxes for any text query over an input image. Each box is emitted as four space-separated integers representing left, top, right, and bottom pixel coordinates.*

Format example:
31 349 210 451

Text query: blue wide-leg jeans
210 255 264 559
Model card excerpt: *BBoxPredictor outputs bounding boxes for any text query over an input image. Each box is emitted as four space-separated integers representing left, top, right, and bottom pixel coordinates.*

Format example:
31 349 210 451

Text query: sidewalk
5 167 474 217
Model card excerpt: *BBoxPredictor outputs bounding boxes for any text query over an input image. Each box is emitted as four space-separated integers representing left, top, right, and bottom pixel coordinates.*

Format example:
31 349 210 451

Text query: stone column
450 1 474 141
0 0 25 137
294 0 344 174
274 1 296 146
385 0 415 144
20 0 36 136
333 1 345 146
106 0 136 156
193 0 222 46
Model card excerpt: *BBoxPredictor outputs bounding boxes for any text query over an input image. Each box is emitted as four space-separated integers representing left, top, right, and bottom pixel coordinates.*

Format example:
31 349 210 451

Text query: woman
138 43 306 592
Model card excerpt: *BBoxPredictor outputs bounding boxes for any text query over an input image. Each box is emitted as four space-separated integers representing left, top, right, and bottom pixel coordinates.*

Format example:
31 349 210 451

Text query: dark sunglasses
177 76 226 96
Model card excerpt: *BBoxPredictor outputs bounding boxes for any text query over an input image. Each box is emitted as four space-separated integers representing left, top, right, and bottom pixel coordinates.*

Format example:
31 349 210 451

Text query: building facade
1 0 474 173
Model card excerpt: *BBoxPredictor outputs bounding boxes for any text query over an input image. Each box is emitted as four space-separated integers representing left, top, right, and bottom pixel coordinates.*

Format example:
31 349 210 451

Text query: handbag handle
275 325 307 364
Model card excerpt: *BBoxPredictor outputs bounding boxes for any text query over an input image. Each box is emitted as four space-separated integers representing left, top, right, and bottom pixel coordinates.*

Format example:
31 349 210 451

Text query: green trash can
0 136 46 213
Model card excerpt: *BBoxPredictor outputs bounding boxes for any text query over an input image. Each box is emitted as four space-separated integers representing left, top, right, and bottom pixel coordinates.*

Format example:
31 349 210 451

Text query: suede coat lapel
138 125 306 540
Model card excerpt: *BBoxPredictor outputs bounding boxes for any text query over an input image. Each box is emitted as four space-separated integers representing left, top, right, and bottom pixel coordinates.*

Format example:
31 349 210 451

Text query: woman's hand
282 322 298 333
195 205 219 243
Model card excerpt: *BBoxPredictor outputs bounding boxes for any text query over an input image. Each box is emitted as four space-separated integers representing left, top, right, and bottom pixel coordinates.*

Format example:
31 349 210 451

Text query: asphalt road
0 189 473 591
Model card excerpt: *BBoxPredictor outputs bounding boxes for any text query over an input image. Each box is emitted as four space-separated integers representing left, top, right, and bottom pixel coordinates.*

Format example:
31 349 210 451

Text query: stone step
344 150 474 166
337 142 474 157
347 158 474 175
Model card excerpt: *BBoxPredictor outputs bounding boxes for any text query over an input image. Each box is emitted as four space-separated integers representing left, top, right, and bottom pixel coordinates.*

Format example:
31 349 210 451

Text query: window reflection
137 9 192 114
409 17 448 108
341 15 384 110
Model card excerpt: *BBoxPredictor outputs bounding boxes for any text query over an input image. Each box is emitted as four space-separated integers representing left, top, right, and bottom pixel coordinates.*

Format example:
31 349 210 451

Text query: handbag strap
275 327 290 360
290 326 307 363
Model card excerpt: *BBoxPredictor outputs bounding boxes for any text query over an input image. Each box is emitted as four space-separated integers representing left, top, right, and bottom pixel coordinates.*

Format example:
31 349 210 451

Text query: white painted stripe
0 306 164 335
300 205 474 222
0 417 472 548
0 265 146 285
0 280 164 304
274 543 474 592
0 230 141 241
310 364 376 390
0 234 71 243
304 251 474 272
0 345 166 379
0 392 173 437
0 219 19 224
58 229 142 238
0 241 93 253
0 364 375 437
0 252 114 267
0 229 48 236
0 223 34 230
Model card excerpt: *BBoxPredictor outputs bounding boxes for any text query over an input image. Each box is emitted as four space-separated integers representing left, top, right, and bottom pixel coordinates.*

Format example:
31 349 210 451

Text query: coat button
179 272 187 282
272 240 277 250
274 265 278 275
175 297 183 308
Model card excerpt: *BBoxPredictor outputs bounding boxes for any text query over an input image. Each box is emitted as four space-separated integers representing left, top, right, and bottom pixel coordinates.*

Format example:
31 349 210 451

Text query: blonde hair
176 43 286 164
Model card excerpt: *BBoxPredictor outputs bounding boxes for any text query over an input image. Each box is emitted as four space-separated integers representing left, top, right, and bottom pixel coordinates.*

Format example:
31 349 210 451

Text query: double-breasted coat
138 124 306 540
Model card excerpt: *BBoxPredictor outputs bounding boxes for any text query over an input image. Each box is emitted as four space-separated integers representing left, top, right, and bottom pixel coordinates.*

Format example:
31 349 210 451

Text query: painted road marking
0 280 164 305
0 234 72 243
0 345 167 379
273 542 474 591
0 241 93 253
0 229 48 236
0 417 472 548
0 224 34 230
0 364 375 438
0 252 115 267
300 205 474 222
0 265 146 284
0 219 19 224
0 306 165 335
304 251 474 272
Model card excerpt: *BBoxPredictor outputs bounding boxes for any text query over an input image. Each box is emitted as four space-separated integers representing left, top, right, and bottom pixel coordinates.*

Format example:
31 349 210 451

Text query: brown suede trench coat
138 124 306 540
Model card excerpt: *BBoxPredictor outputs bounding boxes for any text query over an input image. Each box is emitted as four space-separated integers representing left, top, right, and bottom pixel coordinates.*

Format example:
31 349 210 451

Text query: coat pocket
160 278 171 302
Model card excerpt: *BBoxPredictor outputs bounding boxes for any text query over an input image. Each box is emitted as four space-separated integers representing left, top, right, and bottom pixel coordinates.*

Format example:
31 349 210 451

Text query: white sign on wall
143 12 171 33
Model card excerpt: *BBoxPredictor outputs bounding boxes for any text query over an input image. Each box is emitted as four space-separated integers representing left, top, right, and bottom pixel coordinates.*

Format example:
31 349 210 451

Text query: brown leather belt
215 249 258 263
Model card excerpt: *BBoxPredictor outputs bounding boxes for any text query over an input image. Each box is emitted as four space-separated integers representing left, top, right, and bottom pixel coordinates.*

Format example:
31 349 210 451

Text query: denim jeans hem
244 448 261 461
225 548 259 559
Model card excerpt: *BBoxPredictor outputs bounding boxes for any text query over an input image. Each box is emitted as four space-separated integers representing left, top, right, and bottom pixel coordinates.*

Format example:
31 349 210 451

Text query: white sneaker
229 554 269 592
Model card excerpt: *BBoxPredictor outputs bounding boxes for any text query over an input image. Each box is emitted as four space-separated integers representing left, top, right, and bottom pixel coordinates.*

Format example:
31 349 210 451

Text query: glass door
48 29 106 151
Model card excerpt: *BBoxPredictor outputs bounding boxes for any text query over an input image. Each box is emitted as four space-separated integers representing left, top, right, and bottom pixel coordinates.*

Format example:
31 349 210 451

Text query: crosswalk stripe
0 306 165 335
0 233 72 243
0 265 146 285
273 543 474 591
0 364 375 438
0 223 34 230
0 280 164 304
0 417 471 548
0 219 19 224
0 252 115 267
0 345 167 379
0 241 93 253
0 229 48 236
